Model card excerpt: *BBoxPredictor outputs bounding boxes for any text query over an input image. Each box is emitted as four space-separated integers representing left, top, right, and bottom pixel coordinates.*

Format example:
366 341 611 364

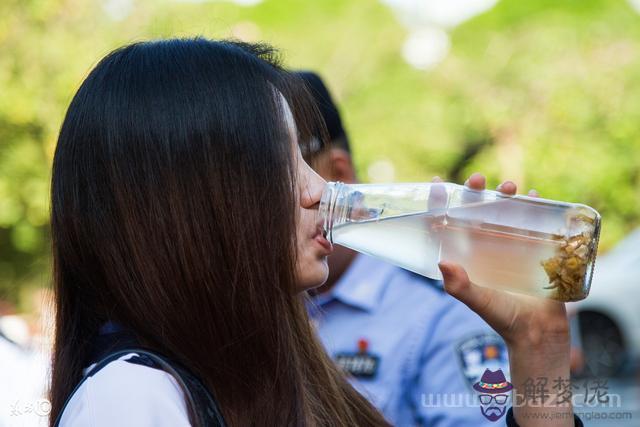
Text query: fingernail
432 176 443 183
496 184 503 191
463 179 469 187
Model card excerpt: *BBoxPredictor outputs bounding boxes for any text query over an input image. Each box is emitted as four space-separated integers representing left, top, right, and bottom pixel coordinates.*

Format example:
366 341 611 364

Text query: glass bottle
319 182 601 302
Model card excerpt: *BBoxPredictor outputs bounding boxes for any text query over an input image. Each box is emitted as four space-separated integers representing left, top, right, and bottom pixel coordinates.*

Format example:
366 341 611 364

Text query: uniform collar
318 254 396 313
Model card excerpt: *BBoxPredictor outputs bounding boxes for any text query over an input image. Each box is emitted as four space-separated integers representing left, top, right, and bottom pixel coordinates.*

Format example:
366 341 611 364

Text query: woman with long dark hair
50 38 579 427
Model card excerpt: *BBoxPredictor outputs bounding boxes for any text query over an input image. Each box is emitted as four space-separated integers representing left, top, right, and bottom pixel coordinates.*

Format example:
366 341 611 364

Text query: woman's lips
314 233 333 255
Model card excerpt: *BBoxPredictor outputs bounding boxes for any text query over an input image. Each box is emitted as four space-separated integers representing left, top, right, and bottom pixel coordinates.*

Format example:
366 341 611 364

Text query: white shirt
59 354 190 426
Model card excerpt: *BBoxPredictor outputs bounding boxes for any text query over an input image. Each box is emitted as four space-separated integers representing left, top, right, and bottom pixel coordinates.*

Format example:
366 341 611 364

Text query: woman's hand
438 172 573 427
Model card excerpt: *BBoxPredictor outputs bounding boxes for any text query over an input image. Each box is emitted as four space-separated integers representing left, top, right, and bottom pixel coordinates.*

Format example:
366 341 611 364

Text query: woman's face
281 94 333 291
294 146 333 290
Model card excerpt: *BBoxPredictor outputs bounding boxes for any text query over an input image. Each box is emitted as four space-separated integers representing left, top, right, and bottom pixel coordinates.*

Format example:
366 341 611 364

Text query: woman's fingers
438 261 476 302
462 174 523 197
496 180 517 196
428 176 448 210
464 172 486 190
439 261 517 340
438 173 532 210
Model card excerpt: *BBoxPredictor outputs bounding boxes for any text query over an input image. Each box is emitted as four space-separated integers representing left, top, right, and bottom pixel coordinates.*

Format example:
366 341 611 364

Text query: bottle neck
319 181 387 243
318 181 346 244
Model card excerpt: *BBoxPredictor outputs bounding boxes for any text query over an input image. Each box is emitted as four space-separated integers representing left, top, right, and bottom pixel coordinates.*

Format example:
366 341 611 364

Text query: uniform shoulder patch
456 332 509 389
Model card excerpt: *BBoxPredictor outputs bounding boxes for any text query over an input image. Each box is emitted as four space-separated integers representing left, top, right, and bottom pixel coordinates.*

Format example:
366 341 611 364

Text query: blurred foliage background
1 0 640 306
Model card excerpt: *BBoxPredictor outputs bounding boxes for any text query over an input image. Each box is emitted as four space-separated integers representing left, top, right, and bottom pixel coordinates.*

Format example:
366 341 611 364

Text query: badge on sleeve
334 338 380 378
456 333 509 389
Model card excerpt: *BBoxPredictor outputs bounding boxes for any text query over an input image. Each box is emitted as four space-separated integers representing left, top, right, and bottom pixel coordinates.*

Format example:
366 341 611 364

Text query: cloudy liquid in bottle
331 211 562 298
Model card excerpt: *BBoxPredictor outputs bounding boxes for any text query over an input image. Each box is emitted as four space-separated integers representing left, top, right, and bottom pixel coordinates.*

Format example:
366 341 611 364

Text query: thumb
439 261 489 312
439 261 513 336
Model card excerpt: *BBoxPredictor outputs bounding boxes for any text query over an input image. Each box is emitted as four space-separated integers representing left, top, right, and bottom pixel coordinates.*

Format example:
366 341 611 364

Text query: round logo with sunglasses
473 368 513 422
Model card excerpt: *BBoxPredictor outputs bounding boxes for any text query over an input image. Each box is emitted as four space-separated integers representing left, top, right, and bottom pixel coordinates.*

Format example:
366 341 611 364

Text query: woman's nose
301 168 326 210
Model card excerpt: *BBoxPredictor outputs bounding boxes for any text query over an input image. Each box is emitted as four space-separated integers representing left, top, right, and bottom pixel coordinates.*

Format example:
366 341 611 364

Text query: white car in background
573 228 640 377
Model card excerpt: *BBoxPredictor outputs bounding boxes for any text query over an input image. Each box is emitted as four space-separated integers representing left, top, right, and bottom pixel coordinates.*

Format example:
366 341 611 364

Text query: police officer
298 71 511 426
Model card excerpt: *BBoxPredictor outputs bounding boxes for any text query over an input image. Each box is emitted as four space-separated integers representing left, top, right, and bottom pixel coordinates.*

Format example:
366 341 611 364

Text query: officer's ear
327 147 356 183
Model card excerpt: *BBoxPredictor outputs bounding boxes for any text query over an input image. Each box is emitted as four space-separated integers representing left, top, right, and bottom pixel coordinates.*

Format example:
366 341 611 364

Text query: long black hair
50 38 388 426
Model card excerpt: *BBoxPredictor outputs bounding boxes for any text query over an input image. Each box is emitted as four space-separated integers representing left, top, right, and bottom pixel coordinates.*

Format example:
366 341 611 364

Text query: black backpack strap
53 348 226 427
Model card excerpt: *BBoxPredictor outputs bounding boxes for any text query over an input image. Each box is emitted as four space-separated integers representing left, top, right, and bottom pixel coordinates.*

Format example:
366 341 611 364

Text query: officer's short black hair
294 70 351 154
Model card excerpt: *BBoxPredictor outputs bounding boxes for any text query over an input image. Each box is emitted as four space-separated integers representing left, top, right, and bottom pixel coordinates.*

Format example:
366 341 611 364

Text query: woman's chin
296 258 329 291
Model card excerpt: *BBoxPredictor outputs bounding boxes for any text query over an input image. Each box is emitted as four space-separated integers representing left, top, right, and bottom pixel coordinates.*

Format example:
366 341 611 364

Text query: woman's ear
328 148 356 183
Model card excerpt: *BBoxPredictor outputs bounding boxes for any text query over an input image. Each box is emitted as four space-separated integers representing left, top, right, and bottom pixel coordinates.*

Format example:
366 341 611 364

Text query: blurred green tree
0 0 638 303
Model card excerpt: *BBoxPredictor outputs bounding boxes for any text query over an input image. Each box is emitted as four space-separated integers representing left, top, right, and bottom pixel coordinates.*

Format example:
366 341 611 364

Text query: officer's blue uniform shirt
309 254 510 427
